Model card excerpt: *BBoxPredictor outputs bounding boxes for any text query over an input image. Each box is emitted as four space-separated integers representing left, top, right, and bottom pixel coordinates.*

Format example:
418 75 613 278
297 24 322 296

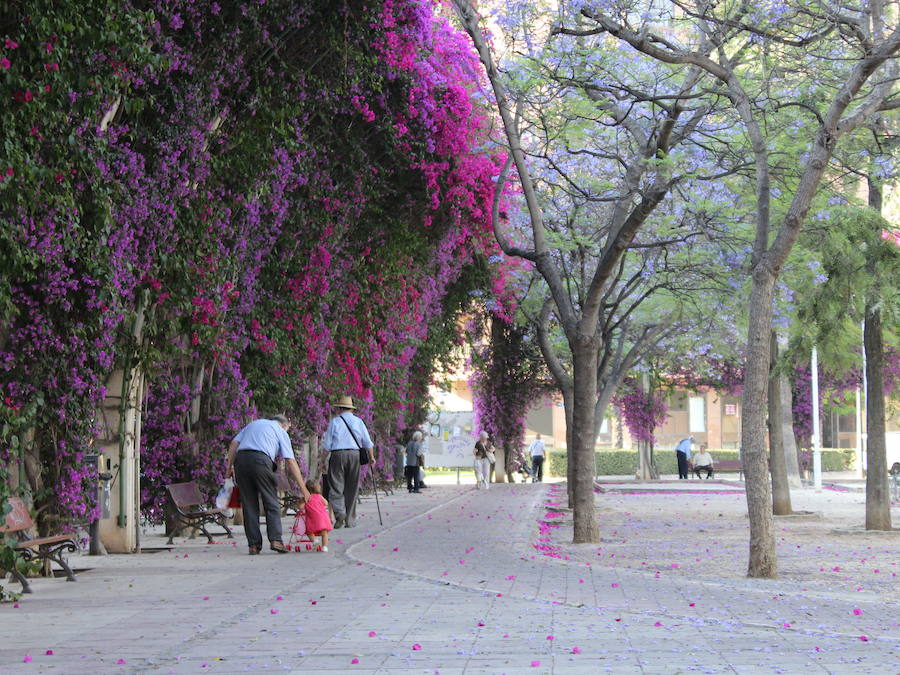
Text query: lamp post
811 346 822 491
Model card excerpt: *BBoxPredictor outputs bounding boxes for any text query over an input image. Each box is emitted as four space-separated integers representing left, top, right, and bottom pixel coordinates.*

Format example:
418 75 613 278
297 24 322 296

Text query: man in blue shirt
322 395 374 528
675 436 693 480
225 414 309 554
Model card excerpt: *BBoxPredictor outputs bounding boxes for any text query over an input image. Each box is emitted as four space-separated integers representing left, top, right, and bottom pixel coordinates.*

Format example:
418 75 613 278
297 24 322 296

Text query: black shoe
412 489 421 493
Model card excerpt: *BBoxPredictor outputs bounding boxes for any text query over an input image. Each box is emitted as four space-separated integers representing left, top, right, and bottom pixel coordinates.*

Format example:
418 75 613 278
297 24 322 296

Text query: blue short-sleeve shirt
233 419 295 462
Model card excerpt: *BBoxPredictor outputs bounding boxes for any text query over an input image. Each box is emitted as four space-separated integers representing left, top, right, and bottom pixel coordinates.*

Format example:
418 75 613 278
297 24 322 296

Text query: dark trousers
532 456 544 482
694 465 714 479
676 451 689 479
404 465 420 492
234 450 282 548
327 449 360 524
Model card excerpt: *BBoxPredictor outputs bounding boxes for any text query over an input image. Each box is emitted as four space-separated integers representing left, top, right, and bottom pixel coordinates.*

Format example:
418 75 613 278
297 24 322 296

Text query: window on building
689 396 706 433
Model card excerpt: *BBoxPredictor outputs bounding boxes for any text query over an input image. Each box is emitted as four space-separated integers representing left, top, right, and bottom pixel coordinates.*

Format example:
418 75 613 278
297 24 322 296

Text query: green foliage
792 205 899 357
545 448 855 476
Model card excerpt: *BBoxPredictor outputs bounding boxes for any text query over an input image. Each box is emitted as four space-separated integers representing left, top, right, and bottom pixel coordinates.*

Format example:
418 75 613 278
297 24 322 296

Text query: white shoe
321 546 328 552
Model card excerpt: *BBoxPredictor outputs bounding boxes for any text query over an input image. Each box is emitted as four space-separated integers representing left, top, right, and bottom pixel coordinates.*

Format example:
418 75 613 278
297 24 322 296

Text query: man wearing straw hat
322 395 374 528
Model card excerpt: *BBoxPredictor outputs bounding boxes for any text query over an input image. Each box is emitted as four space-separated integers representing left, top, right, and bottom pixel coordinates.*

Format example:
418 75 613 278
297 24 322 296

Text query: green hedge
546 448 856 477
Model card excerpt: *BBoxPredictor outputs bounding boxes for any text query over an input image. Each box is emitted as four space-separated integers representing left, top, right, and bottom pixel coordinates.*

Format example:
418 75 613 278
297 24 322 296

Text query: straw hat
335 395 356 410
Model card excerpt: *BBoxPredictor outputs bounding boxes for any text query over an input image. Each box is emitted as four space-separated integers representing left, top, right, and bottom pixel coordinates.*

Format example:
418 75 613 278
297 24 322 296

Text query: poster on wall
422 410 476 468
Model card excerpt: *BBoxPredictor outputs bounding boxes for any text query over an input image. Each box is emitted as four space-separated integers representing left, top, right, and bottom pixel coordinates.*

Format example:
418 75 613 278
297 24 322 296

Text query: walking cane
369 450 383 526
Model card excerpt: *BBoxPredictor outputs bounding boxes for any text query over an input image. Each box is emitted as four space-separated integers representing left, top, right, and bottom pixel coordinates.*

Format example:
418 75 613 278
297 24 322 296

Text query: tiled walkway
1 480 897 673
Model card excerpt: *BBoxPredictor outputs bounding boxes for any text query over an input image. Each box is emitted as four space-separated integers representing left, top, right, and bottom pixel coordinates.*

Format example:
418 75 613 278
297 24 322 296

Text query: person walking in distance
405 430 425 493
224 414 310 555
473 431 493 489
675 436 694 480
322 395 374 529
528 433 545 482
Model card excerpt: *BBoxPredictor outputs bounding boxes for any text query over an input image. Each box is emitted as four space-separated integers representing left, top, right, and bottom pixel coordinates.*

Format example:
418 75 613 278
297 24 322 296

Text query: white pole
860 320 868 474
811 346 822 491
854 387 863 478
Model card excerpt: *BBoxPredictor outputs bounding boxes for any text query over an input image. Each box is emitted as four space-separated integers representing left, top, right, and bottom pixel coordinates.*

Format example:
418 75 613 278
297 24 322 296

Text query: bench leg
38 542 78 582
9 567 32 594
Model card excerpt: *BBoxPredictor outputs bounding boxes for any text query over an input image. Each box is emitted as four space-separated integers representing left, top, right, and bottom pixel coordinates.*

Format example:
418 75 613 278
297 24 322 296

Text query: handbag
339 415 370 465
228 484 241 508
485 447 496 464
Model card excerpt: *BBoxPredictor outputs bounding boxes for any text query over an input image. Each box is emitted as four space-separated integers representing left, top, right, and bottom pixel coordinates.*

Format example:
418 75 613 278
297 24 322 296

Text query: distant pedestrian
675 436 693 480
322 395 374 529
473 431 493 489
303 479 333 552
692 443 714 479
529 433 546 482
405 431 425 493
225 414 310 555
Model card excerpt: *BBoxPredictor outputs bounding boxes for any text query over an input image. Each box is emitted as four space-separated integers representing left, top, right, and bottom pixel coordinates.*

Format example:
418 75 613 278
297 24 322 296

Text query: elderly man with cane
322 395 374 529
225 414 310 555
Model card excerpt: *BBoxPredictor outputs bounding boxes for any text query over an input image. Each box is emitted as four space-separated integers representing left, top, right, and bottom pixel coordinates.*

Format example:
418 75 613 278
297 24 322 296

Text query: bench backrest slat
0 497 33 533
165 482 205 508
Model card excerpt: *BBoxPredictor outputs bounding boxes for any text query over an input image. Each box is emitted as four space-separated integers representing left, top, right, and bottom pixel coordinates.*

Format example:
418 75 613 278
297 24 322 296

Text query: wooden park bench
1 497 79 593
711 459 744 480
164 481 233 545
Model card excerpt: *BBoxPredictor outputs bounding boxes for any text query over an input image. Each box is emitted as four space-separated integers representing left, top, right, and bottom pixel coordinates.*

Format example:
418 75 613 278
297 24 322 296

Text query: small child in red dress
303 479 333 552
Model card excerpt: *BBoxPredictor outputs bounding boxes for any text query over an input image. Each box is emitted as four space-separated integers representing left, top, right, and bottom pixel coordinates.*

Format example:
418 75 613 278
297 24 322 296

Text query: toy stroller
287 506 316 551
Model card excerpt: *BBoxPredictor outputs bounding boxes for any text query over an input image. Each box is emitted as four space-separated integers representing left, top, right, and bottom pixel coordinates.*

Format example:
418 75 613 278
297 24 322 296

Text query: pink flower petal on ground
477 621 485 626
853 608 862 615
368 631 377 637
503 634 510 638
116 659 126 665
654 621 663 627
689 602 696 607
571 646 582 654
546 635 554 640
351 657 359 664
270 609 279 614
530 660 541 667
311 601 317 605
202 596 210 600
412 643 422 651
611 583 619 588
505 575 516 580
23 656 32 663
782 622 791 628
13 603 19 608
45 650 54 655
578 579 584 583
670 563 679 568
859 635 869 642
276 596 283 601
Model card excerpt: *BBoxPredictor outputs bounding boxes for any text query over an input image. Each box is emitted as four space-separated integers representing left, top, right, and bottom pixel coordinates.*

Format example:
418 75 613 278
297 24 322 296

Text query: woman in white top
473 431 493 489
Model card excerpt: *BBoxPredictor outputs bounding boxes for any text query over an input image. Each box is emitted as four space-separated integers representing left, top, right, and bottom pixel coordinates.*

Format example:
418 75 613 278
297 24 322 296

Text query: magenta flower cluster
1 1 506 527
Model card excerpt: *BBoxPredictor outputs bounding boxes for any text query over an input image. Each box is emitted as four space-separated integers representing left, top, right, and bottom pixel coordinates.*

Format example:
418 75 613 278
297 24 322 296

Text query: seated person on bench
692 444 715 479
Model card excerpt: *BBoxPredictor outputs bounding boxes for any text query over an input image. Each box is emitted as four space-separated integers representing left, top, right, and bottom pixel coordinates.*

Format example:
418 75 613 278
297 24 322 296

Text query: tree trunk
863 175 891 531
777 363 802 488
571 340 599 543
864 303 891 530
740 264 778 577
768 331 792 515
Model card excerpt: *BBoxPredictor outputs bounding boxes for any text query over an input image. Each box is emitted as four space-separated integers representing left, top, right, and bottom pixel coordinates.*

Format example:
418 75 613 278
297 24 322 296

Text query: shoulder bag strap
339 415 361 449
